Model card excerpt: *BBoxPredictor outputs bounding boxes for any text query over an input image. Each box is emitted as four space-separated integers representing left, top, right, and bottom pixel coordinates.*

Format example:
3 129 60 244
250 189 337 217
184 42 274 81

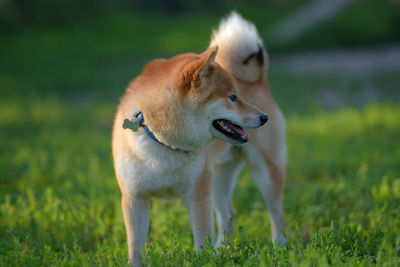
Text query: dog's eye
228 95 238 102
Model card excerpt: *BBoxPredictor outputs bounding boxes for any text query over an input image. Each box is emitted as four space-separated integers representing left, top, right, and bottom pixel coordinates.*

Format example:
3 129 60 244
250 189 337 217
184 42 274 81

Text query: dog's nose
260 113 268 125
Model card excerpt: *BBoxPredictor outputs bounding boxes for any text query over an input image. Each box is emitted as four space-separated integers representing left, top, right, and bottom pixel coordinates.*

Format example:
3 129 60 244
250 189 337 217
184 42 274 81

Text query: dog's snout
260 113 268 125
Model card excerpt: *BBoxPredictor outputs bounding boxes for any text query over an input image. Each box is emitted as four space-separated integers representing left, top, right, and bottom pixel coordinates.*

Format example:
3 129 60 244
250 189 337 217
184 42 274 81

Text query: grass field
1 11 400 266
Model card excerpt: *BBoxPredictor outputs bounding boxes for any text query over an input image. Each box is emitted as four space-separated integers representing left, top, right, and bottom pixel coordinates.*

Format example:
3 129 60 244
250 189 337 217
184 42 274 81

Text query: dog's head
136 46 267 151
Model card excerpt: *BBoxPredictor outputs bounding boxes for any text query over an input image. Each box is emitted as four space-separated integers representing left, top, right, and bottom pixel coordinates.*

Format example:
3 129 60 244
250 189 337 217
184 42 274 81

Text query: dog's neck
134 111 193 154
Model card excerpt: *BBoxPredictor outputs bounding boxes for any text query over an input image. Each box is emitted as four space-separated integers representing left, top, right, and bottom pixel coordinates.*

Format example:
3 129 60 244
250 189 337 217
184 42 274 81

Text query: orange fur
112 45 267 266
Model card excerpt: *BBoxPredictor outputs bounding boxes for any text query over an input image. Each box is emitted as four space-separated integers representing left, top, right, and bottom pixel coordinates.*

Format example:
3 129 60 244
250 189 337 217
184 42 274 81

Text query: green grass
1 10 400 266
1 99 399 265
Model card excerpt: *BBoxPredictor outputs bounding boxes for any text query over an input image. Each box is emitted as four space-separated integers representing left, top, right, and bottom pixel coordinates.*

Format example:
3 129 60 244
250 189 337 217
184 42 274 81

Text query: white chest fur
116 131 205 199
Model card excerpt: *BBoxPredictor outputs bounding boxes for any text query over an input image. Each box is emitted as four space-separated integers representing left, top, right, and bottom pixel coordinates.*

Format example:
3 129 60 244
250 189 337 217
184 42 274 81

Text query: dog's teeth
224 126 233 133
218 121 225 126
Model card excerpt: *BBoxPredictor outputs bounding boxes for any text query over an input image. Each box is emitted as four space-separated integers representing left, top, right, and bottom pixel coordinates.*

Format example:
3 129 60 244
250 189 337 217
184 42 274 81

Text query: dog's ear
198 45 218 77
178 46 219 90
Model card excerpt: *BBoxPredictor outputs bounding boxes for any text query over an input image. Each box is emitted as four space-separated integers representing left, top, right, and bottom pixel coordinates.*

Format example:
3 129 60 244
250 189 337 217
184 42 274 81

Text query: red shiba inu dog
208 12 287 247
112 45 268 266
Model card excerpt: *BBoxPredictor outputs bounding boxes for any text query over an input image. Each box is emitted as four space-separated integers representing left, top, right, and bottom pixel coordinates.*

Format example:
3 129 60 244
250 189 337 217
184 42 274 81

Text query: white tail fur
210 11 267 83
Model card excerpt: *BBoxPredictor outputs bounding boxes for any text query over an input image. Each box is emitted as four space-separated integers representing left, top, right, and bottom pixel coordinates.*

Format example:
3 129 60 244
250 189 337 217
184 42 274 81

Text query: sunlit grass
0 97 398 265
1 7 399 265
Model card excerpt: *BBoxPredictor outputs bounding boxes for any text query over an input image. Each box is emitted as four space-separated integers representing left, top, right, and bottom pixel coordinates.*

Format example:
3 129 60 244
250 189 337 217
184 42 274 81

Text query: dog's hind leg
212 148 245 247
244 144 287 246
122 194 150 267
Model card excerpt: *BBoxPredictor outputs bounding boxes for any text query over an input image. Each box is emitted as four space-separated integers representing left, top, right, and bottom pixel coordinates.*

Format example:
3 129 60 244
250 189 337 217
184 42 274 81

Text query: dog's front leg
184 168 215 251
122 194 150 267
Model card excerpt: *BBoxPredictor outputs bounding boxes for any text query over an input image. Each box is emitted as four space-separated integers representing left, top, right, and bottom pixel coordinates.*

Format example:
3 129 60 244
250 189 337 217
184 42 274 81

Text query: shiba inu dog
112 45 268 266
208 12 287 246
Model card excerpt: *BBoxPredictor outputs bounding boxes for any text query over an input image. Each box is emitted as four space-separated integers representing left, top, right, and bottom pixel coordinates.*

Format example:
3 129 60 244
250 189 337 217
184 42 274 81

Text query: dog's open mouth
213 119 249 143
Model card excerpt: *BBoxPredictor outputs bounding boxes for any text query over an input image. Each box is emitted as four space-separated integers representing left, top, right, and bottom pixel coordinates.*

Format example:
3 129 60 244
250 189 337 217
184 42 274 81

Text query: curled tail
210 11 267 83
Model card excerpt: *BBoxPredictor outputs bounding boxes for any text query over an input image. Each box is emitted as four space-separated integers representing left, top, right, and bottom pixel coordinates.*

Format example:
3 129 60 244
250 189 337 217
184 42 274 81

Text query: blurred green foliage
1 0 399 51
0 0 400 265
278 0 400 51
0 0 304 29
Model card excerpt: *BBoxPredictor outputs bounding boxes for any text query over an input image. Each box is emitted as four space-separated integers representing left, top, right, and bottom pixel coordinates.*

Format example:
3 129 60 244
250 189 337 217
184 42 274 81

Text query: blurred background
1 0 399 104
1 0 399 264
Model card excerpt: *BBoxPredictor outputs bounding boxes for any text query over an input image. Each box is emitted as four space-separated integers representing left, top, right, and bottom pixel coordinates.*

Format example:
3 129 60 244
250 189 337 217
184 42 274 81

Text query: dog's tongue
225 121 249 140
